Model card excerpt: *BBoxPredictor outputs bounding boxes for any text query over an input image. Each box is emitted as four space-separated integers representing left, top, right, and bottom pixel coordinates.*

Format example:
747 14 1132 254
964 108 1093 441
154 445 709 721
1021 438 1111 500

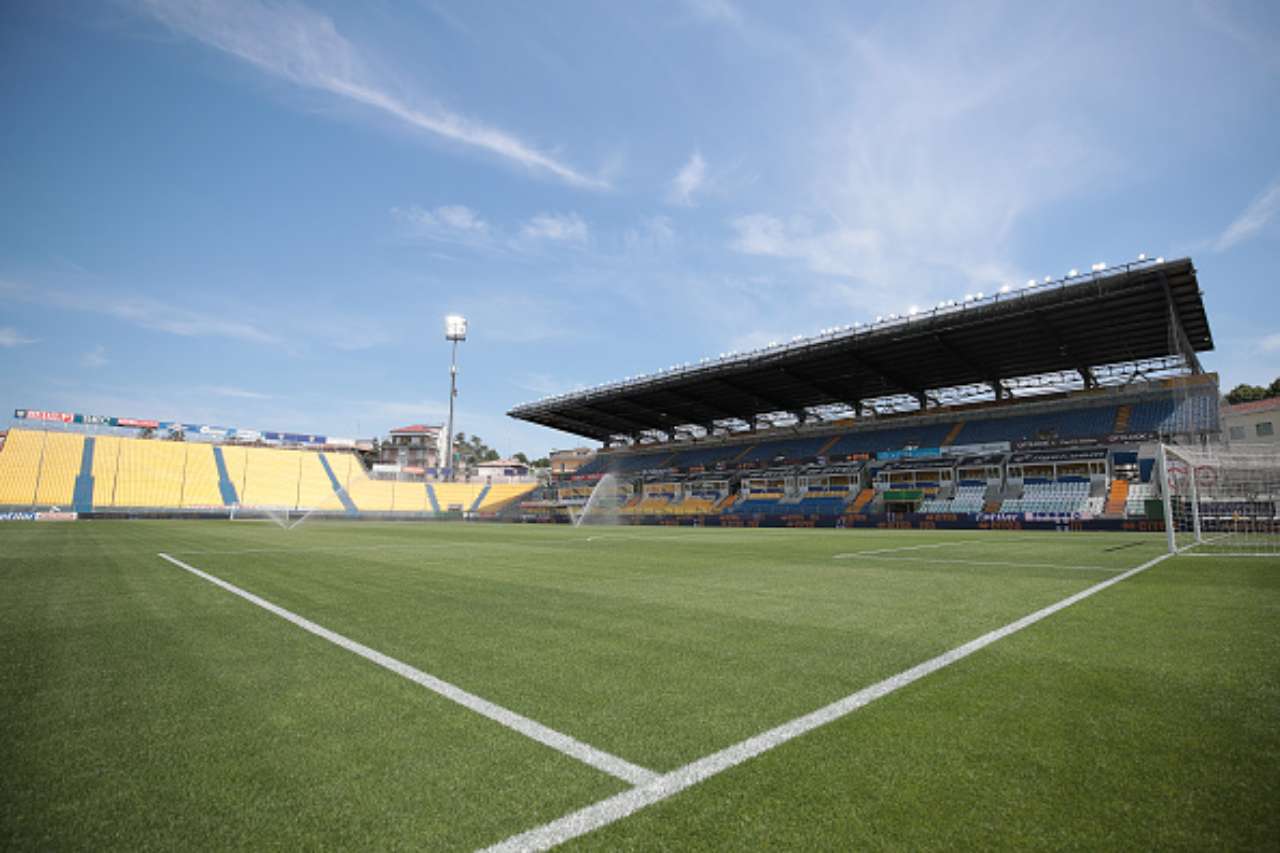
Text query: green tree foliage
451 433 501 468
1225 382 1276 404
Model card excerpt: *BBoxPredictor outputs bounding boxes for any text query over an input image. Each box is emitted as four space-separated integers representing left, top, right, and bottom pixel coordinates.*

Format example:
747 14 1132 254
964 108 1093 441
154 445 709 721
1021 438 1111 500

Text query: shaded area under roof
509 258 1212 442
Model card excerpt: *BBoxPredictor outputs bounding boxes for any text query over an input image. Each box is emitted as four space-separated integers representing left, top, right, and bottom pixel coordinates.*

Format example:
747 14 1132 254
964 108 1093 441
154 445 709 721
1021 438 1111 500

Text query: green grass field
2 520 1277 850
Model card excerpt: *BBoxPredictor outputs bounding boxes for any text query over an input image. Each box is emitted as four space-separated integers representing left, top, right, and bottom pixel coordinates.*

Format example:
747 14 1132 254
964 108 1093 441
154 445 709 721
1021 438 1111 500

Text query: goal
1158 443 1280 556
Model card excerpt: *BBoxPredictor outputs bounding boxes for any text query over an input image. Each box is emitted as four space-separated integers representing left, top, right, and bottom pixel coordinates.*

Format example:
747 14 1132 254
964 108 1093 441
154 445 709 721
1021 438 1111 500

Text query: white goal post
1158 443 1280 556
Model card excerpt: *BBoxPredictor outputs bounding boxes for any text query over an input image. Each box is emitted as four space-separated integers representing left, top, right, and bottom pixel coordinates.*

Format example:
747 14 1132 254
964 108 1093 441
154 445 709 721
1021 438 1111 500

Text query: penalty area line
155 553 656 787
832 541 974 558
481 550 1173 852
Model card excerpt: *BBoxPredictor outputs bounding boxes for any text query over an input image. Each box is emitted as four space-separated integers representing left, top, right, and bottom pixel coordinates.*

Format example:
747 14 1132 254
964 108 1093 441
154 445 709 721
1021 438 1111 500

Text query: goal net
1159 443 1280 556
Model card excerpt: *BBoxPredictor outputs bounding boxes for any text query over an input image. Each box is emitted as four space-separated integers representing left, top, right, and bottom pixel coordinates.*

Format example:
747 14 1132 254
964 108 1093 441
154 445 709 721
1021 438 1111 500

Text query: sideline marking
156 553 657 787
481 550 1173 852
832 541 967 558
847 555 1122 572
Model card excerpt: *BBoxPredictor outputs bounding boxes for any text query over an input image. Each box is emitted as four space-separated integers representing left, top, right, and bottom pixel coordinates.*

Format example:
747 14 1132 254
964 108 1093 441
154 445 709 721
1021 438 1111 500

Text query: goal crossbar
1159 443 1280 556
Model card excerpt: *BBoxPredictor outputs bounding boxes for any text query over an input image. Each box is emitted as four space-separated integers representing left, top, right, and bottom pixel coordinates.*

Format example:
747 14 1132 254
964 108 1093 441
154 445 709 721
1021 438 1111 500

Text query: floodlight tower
444 314 467 481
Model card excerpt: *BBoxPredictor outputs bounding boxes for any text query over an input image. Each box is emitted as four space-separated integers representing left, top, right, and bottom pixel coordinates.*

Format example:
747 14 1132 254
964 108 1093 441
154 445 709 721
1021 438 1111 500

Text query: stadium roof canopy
509 257 1212 443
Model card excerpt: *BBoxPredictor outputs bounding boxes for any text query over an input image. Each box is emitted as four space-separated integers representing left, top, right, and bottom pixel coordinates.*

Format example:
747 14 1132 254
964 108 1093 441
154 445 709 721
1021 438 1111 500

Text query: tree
1225 383 1269 405
450 432 501 468
1270 377 1280 399
513 452 529 464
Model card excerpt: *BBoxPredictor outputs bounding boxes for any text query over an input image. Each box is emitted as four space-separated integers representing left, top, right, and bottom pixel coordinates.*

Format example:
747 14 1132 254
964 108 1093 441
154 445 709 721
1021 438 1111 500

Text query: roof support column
1160 270 1204 374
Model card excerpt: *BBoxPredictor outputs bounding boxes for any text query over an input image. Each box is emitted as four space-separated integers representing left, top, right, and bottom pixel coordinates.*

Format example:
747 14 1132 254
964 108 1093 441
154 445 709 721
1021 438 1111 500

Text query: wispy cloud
391 204 494 248
730 214 880 278
513 372 585 397
0 279 279 344
624 216 677 252
521 212 589 243
0 327 38 348
1261 333 1280 353
81 345 108 368
205 385 273 400
135 0 605 189
668 151 707 206
720 10 1125 316
684 0 742 27
1215 179 1280 252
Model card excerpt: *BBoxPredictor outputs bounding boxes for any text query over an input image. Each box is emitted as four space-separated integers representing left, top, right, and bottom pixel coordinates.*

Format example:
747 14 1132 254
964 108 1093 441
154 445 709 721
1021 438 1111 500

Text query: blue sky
2 0 1278 456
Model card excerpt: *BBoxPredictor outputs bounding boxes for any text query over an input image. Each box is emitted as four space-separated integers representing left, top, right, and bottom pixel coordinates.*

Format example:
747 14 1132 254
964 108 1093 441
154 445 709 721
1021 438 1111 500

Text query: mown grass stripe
482 550 1172 852
156 553 658 787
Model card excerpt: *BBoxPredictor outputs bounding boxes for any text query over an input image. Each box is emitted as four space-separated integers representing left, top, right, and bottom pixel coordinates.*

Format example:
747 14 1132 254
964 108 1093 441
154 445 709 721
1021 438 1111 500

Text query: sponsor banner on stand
943 442 1010 456
876 447 941 461
0 511 78 522
1011 432 1155 451
0 512 37 521
14 409 74 423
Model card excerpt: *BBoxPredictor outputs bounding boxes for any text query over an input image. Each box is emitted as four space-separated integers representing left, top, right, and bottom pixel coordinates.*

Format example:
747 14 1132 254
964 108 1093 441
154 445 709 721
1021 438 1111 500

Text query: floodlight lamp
999 284 1011 293
1068 268 1079 277
908 306 919 316
444 314 468 341
1026 279 1036 287
1156 256 1164 263
975 292 984 300
1043 276 1052 283
875 316 883 323
1091 262 1106 272
1138 252 1147 261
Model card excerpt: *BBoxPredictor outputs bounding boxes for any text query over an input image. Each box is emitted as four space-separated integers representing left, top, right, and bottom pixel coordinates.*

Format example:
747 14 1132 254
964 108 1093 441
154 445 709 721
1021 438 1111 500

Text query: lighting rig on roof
512 253 1171 410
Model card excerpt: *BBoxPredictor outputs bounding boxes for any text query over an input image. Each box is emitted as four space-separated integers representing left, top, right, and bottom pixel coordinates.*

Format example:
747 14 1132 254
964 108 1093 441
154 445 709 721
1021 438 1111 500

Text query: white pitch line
846 555 1123 572
156 553 656 787
481 550 1173 852
832 541 967 558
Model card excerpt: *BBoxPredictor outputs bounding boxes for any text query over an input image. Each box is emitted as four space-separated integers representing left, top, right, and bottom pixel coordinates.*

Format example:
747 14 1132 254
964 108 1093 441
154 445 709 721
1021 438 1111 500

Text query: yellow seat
0 430 46 506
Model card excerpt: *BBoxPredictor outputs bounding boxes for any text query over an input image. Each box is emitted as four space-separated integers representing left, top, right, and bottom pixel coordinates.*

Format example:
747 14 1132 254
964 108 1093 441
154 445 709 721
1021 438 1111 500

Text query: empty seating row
918 484 986 514
1000 481 1092 515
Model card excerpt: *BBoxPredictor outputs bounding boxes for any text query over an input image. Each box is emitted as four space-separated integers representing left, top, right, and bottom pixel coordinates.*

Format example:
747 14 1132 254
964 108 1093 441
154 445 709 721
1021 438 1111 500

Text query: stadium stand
1125 481 1158 517
180 444 225 508
240 446 302 509
433 482 482 512
1104 479 1129 516
474 483 537 512
111 439 188 508
32 431 84 506
0 429 48 505
918 484 986 514
1000 481 1093 516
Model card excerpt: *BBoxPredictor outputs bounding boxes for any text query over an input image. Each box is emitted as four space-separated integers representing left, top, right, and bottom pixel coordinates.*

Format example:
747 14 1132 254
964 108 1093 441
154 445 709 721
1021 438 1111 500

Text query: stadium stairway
426 484 441 514
1113 404 1132 433
72 438 95 513
317 454 358 516
729 444 756 464
1104 479 1129 517
211 446 240 506
850 488 876 512
816 434 842 457
941 421 965 446
469 484 491 513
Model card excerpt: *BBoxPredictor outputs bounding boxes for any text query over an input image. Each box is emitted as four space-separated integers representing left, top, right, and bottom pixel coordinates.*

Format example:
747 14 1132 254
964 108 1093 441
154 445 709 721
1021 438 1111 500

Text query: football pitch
2 521 1277 850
